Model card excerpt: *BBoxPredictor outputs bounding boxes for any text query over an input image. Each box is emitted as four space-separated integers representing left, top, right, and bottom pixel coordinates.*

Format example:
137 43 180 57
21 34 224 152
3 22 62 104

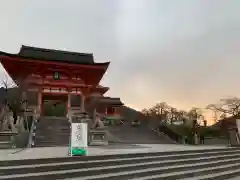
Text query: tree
152 102 171 123
187 107 203 125
140 108 151 122
176 110 189 124
144 102 189 125
0 73 16 131
153 102 169 115
141 108 149 116
148 107 157 116
0 73 30 132
206 97 240 118
186 107 204 144
169 108 178 124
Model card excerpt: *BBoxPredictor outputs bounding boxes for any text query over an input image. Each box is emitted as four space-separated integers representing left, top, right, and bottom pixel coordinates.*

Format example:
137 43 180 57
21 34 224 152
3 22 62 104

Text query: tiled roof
88 96 123 106
18 45 94 65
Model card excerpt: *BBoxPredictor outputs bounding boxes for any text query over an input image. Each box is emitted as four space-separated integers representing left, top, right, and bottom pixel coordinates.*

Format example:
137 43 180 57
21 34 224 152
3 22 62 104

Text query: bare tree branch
1 73 16 89
206 97 240 118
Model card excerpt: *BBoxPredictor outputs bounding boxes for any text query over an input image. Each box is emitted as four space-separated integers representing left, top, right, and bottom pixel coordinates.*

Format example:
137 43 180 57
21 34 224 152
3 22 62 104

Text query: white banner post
69 122 88 156
235 119 240 144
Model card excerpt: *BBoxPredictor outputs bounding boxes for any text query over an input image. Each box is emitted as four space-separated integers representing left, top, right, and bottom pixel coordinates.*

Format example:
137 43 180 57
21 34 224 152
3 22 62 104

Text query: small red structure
0 45 123 117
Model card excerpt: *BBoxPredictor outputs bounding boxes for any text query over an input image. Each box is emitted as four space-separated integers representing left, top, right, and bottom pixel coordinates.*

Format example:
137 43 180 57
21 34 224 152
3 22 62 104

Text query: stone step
182 168 240 179
36 131 70 133
36 127 69 129
36 129 70 131
34 144 69 147
38 119 69 121
36 129 70 132
35 138 69 147
35 140 69 144
0 141 12 149
36 132 70 136
0 148 236 167
108 125 177 144
35 136 69 139
0 136 12 141
35 138 69 141
123 163 240 180
38 121 69 124
34 116 70 147
0 148 240 179
35 134 70 138
37 121 69 124
40 117 69 120
36 135 70 138
0 151 239 176
36 124 70 127
1 151 240 179
36 129 69 132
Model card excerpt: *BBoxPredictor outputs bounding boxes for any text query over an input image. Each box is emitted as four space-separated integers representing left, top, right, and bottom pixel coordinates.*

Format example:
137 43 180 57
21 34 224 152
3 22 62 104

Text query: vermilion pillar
41 98 44 116
67 93 71 118
81 95 85 112
38 90 42 115
105 108 108 116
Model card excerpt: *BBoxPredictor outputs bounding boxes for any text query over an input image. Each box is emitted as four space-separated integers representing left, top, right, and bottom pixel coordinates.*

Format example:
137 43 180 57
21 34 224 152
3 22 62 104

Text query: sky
0 0 240 122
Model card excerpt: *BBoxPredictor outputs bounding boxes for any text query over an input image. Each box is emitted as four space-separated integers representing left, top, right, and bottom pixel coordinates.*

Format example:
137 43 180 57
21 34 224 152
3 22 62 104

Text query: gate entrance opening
42 94 68 117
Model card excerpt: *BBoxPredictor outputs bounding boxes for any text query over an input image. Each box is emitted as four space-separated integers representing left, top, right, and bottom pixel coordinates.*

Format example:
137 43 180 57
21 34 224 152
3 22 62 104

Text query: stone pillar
37 91 42 115
67 93 71 118
229 129 238 146
81 95 85 112
105 108 108 116
93 108 96 118
41 99 44 116
91 108 97 128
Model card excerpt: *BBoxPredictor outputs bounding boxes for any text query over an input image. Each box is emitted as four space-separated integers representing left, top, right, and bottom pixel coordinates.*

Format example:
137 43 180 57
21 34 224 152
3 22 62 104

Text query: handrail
151 128 164 136
149 123 179 144
27 112 39 148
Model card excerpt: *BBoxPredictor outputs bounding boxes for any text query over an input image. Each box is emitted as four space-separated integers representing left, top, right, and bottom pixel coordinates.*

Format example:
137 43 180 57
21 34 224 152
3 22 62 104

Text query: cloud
0 0 240 115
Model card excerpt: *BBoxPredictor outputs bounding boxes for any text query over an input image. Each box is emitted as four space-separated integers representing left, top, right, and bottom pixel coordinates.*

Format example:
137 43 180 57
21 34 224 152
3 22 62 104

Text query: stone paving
0 144 227 161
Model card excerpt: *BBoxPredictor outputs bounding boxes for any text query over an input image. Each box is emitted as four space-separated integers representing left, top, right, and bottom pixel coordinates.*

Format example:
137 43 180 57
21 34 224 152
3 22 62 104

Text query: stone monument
89 112 108 146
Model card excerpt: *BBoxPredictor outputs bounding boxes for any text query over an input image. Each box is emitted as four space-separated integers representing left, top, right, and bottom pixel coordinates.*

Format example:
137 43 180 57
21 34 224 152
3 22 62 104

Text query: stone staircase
34 116 70 147
35 116 175 147
0 140 12 149
108 121 176 144
0 132 16 149
1 148 240 179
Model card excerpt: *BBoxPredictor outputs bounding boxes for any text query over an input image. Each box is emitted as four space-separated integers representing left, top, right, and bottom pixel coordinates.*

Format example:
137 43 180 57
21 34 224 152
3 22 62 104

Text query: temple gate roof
18 45 95 65
0 45 109 67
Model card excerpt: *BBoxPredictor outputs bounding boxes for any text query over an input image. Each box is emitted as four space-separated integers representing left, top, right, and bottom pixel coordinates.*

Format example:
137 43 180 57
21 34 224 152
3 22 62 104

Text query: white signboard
236 119 240 136
69 123 88 156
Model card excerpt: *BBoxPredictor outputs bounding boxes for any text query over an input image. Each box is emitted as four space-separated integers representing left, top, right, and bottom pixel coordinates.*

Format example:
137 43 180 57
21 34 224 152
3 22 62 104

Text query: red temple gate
0 45 123 118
